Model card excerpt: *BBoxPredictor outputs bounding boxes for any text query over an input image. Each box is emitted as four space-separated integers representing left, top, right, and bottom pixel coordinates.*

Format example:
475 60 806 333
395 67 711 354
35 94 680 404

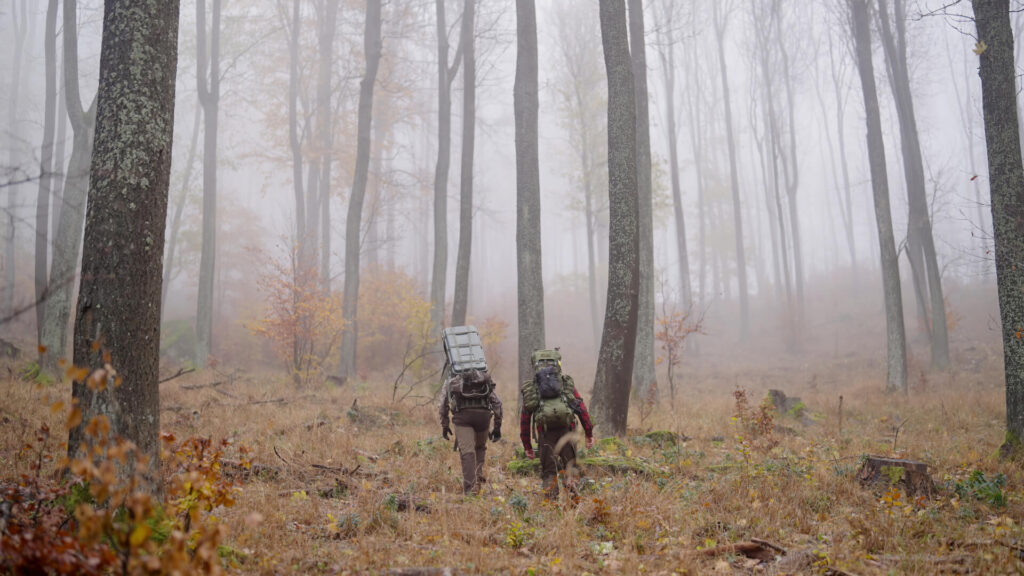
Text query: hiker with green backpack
519 350 594 498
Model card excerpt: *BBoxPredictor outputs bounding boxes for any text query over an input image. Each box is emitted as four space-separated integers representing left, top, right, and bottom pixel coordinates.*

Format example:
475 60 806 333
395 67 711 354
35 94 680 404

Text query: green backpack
520 363 578 429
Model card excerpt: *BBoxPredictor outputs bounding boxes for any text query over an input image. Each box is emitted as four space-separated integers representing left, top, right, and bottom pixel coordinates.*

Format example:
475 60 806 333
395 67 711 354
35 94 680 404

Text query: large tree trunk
451 0 476 327
849 0 908 393
35 0 59 351
41 0 97 373
876 0 949 370
627 0 656 399
592 0 639 438
971 0 1024 455
162 104 201 311
4 0 28 320
67 0 180 494
514 0 545 390
194 0 221 369
337 0 383 381
712 2 749 339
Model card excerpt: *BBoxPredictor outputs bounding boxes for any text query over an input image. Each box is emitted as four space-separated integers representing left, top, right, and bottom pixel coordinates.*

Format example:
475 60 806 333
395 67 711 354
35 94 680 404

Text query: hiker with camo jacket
520 350 594 498
439 369 503 494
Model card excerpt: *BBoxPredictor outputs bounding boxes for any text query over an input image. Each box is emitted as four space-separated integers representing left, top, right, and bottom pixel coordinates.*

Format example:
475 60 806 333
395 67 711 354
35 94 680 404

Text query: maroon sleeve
520 409 533 450
573 388 594 437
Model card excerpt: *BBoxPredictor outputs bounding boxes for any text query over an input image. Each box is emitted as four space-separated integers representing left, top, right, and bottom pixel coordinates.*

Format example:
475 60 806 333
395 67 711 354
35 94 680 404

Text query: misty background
0 0 1004 388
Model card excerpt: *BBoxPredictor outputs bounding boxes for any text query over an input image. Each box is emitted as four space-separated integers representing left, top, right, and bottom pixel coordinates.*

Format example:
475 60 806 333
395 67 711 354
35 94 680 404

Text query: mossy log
856 456 935 497
506 455 664 477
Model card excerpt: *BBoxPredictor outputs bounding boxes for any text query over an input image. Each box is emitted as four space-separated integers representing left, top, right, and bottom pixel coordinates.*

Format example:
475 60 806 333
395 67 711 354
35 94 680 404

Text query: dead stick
750 537 787 554
182 380 224 391
274 445 290 465
159 367 195 384
838 395 844 437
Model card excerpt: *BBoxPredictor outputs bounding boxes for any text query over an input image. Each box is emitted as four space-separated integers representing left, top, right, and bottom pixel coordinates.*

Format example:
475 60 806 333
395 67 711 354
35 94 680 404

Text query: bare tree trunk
41 0 97 372
35 0 59 352
162 104 201 311
288 0 305 254
682 43 707 308
712 1 749 340
337 0 382 381
67 0 180 494
876 0 949 369
829 34 858 274
194 0 221 369
656 20 693 312
451 0 476 327
4 0 28 320
776 12 804 324
592 0 639 437
429 0 462 335
627 0 656 399
51 52 68 254
317 0 340 291
971 0 1024 455
514 0 545 390
849 0 907 393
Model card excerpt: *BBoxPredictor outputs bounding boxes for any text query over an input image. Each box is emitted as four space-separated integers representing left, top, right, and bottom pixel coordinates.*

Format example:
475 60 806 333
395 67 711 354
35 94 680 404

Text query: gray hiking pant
452 408 491 493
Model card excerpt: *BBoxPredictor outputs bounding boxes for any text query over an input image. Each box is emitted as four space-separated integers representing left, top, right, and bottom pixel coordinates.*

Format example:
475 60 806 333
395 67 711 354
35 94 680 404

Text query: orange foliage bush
249 244 345 385
0 364 246 575
357 267 433 373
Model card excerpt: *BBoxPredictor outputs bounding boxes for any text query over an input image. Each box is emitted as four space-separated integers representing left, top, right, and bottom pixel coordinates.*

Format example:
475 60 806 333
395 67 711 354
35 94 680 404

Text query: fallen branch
159 367 195 384
750 538 787 555
700 540 783 562
181 379 223 391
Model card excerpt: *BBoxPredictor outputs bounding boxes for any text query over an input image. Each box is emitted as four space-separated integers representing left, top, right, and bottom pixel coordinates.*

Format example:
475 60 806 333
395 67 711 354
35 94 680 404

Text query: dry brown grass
2 348 1023 575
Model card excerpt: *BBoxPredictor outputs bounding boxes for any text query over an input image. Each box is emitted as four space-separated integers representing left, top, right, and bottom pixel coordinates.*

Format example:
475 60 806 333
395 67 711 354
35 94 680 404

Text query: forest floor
2 342 1023 575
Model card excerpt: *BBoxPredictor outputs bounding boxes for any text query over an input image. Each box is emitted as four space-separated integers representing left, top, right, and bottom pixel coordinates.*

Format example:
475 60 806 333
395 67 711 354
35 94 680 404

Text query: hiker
439 369 503 494
519 350 594 498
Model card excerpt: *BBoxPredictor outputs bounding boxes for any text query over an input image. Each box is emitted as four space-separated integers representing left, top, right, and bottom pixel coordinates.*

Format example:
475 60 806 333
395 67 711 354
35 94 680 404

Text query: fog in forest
0 0 1005 387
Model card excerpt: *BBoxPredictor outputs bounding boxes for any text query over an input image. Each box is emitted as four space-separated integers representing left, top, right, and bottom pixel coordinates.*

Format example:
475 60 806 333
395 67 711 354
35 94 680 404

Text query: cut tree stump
856 456 935 497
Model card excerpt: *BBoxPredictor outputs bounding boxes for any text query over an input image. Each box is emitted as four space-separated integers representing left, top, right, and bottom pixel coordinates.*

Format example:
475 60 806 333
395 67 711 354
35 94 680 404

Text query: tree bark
194 0 221 369
67 0 180 494
876 0 950 369
337 0 383 381
971 0 1024 455
35 0 59 352
712 1 750 340
627 0 656 399
592 0 639 437
41 0 97 373
451 0 476 327
514 0 545 390
849 0 908 393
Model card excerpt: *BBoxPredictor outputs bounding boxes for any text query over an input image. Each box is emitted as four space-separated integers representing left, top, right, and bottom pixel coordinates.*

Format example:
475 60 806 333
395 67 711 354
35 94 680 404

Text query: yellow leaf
129 524 151 548
974 41 987 55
